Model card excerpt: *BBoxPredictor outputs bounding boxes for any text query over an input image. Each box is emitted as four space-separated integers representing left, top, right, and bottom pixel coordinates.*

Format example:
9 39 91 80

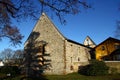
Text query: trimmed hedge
78 60 109 76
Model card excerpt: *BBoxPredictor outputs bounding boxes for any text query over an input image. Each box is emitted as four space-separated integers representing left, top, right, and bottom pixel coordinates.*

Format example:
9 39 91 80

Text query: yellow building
94 37 120 61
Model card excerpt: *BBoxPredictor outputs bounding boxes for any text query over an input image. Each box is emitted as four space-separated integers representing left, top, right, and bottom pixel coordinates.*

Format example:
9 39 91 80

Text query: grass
1 73 120 80
0 73 6 78
46 73 120 80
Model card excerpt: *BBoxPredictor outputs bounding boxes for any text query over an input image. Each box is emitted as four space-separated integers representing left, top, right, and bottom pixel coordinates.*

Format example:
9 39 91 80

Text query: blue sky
0 0 120 51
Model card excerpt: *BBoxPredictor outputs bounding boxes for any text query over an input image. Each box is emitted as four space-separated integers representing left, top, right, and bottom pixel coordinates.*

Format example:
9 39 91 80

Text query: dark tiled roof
94 37 120 48
66 39 92 49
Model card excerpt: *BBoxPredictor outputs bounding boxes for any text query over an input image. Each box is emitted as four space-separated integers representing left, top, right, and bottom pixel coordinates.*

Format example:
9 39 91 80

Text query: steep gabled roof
67 39 92 49
33 12 66 40
94 37 120 48
25 12 66 44
25 13 92 49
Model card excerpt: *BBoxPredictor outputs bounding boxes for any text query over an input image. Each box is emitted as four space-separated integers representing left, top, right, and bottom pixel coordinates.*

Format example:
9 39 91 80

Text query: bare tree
0 48 24 66
0 48 14 65
0 0 91 22
12 49 24 66
0 0 90 45
0 0 24 46
0 25 24 46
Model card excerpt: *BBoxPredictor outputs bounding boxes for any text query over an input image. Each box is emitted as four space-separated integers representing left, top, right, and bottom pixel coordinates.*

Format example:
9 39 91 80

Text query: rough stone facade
65 40 91 73
24 13 92 75
105 61 120 73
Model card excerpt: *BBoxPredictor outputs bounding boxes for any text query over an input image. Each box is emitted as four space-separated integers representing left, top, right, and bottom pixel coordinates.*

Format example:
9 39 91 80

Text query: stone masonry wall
105 61 120 74
32 14 66 75
25 13 92 75
65 40 91 74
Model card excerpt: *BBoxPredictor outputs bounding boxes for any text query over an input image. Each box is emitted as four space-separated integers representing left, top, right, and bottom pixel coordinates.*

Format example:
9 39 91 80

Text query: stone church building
24 13 96 75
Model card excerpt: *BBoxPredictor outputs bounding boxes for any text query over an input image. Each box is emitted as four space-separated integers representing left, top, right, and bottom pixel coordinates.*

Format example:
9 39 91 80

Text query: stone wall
29 14 66 75
25 13 92 75
65 40 91 74
105 61 120 74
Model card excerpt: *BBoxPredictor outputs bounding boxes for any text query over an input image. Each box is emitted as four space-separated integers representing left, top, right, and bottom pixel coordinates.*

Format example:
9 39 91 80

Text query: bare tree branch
0 0 91 45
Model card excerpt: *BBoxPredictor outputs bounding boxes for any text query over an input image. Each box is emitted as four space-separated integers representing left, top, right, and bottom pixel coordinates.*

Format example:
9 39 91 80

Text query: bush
0 66 21 77
78 60 109 76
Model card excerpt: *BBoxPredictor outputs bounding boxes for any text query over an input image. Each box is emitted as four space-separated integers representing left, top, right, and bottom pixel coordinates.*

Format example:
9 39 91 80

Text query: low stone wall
105 61 120 74
73 62 89 72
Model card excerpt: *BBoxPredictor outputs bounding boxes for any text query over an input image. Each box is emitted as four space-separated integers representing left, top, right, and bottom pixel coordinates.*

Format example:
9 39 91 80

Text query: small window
114 45 120 49
70 65 73 70
71 57 72 63
78 58 80 61
101 46 105 50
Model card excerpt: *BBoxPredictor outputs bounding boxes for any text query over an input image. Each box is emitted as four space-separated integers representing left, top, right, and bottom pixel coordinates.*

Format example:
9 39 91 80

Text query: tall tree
0 48 24 66
0 48 14 65
12 49 24 66
0 0 90 45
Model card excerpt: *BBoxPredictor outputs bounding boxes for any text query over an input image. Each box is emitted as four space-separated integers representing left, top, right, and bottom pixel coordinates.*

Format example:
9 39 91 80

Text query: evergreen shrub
78 60 109 76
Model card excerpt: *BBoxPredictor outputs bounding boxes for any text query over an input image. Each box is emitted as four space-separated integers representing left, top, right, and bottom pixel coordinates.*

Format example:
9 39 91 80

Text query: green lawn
46 73 120 80
1 73 120 80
